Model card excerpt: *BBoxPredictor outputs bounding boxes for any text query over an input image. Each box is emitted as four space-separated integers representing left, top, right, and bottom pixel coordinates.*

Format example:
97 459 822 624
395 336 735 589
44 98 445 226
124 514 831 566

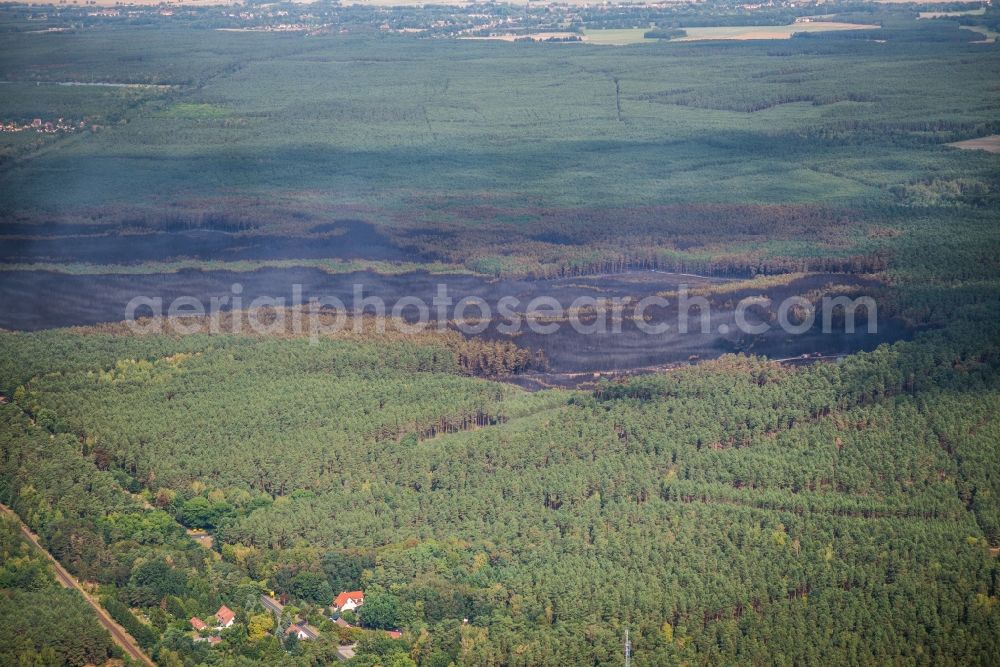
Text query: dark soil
0 220 409 263
0 269 912 374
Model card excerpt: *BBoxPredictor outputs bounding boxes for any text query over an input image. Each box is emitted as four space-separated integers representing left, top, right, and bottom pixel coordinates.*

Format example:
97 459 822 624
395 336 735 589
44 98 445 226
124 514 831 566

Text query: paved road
0 503 157 667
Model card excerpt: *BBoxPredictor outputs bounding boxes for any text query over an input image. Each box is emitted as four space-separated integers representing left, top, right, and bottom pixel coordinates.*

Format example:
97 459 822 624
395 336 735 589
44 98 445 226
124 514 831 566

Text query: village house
332 590 364 612
286 623 320 641
191 616 223 645
192 610 233 646
216 605 236 628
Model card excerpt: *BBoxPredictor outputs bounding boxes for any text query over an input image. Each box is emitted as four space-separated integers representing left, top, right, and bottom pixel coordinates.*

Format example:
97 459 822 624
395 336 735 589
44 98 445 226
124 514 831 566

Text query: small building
261 594 284 616
332 591 364 612
334 617 354 628
190 617 208 631
286 623 320 641
208 636 222 646
216 605 236 628
387 630 403 639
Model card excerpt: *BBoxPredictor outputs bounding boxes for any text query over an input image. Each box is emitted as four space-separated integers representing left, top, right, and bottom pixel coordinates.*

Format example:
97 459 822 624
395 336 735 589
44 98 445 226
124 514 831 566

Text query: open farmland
947 134 1000 153
675 22 881 40
962 25 999 42
585 21 880 45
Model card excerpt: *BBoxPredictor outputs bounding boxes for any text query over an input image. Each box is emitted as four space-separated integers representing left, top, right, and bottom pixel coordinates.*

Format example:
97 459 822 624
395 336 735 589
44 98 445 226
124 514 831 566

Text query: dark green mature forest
0 514 118 666
1 317 998 665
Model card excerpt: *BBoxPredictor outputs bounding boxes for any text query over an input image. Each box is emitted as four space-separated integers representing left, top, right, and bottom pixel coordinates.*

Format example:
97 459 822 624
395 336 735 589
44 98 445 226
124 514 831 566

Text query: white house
215 605 236 629
332 590 364 612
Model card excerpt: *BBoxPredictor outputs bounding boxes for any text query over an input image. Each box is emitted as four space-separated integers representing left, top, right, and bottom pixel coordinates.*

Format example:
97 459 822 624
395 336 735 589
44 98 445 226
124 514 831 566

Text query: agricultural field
918 7 987 18
962 24 999 42
581 28 657 45
585 21 880 44
948 134 1000 153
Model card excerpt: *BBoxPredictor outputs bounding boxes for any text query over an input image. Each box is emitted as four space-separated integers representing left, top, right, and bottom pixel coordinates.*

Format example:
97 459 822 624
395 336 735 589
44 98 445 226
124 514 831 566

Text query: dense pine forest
1 0 999 665
1 311 999 665
0 513 118 665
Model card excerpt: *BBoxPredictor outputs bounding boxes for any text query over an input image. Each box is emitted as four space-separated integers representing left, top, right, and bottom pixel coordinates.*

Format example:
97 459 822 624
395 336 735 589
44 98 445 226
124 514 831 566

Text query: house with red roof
190 617 208 632
387 630 403 639
215 605 236 628
332 590 364 612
